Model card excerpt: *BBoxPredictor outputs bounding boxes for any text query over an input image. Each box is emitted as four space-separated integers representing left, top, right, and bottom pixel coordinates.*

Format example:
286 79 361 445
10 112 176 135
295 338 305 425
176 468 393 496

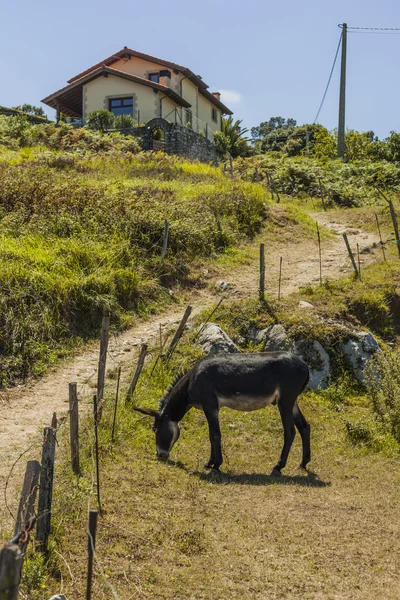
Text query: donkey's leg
203 406 222 470
293 401 311 468
272 399 296 475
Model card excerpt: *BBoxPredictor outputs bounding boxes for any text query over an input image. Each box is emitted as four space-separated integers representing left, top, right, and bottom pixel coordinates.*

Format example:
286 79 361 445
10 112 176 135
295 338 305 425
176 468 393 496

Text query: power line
343 25 400 31
313 32 342 124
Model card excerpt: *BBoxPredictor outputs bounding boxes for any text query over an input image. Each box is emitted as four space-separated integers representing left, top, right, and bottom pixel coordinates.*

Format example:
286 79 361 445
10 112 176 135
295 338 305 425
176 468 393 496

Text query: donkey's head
133 407 180 459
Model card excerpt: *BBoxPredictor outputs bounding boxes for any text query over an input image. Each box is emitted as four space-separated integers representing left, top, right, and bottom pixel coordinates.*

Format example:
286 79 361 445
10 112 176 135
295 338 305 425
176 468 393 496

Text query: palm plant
220 116 251 158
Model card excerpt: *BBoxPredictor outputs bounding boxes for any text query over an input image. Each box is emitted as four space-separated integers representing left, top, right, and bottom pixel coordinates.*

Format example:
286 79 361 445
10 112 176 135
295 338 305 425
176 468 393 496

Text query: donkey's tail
300 368 310 394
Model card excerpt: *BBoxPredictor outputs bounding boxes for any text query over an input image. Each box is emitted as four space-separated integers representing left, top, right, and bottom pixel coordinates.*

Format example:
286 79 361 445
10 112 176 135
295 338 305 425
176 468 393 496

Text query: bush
114 114 136 129
366 351 400 442
86 109 115 132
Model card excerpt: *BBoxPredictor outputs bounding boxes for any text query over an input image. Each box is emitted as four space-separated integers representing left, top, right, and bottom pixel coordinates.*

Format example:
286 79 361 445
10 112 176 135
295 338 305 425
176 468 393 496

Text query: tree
12 104 45 117
86 109 115 133
251 116 297 140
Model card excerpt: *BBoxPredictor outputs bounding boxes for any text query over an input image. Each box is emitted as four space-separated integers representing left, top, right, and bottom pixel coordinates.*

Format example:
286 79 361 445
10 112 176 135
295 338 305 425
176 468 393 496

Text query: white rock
299 301 315 309
293 339 331 390
262 324 290 352
198 323 241 354
341 331 380 385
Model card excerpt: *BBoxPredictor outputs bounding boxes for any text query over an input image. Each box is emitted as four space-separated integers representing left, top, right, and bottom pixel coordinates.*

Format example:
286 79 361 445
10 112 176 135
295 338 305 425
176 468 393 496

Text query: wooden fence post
111 366 121 442
316 221 322 285
343 233 359 277
97 313 110 418
160 220 169 265
0 544 23 600
86 510 98 600
164 305 192 361
278 256 283 300
13 460 40 539
318 179 327 212
69 383 80 475
51 413 57 430
36 427 56 554
93 396 102 515
357 243 361 278
270 174 280 203
126 344 148 401
193 297 225 343
376 188 400 257
259 243 265 302
375 213 387 262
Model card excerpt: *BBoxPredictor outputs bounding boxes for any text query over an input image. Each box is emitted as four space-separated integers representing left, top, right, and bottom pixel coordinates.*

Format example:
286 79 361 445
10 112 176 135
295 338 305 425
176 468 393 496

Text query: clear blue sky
1 0 400 138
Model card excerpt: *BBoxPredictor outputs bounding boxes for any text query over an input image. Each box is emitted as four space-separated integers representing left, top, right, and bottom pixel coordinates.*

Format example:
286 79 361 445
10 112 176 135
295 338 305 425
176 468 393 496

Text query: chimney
159 70 171 88
212 92 221 101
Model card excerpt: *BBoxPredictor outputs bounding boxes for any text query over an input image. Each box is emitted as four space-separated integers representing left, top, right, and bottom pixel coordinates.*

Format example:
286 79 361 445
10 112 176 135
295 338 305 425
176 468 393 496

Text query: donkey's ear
132 407 160 418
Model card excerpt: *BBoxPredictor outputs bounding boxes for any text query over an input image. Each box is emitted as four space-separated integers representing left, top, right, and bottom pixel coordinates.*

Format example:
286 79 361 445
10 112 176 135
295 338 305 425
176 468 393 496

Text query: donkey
133 352 310 475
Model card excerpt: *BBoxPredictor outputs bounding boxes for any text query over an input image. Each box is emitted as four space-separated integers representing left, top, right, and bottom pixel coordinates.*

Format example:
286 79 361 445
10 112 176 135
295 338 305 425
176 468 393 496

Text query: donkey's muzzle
156 449 170 460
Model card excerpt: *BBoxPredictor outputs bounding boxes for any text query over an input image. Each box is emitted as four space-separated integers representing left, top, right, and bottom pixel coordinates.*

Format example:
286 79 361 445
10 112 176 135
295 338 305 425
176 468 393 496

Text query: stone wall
119 118 217 164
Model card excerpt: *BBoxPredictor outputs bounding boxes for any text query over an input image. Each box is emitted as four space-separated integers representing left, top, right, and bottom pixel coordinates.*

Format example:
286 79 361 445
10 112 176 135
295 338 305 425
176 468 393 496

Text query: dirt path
0 209 382 540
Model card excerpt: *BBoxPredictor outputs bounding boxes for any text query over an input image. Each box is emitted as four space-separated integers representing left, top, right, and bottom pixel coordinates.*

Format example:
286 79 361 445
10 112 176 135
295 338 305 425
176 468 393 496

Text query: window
148 72 160 83
212 108 218 122
109 97 133 117
185 110 192 127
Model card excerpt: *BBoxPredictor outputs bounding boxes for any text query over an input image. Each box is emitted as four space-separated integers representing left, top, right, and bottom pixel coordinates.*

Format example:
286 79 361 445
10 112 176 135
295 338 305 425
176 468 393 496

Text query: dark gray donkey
133 352 310 475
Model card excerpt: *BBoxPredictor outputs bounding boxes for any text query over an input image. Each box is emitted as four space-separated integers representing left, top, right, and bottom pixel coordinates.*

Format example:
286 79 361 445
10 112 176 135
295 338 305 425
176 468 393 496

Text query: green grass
25 310 400 599
0 142 279 386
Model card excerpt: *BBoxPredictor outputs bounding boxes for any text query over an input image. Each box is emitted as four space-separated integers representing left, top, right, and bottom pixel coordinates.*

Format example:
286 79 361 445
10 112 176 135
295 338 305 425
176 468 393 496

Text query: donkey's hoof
270 468 281 477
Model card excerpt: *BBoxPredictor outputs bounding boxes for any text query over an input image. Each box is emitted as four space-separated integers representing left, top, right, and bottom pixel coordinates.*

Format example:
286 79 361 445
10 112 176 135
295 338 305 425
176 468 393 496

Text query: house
41 47 232 137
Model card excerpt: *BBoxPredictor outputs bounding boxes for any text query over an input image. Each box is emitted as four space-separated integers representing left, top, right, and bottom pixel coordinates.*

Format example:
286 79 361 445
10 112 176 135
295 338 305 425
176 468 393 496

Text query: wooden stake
259 243 265 302
126 344 148 401
270 174 280 203
164 305 192 360
278 256 283 300
160 219 169 265
86 510 98 600
193 297 225 342
111 367 121 443
93 396 102 515
375 213 387 262
97 313 110 406
376 188 400 257
316 221 322 285
51 412 57 429
343 233 359 277
318 179 327 212
13 460 40 539
36 427 56 554
69 383 80 475
0 544 23 600
357 243 361 278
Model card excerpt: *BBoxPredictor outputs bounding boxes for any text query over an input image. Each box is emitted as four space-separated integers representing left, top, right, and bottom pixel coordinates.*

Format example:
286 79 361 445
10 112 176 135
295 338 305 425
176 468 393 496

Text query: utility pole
338 23 347 159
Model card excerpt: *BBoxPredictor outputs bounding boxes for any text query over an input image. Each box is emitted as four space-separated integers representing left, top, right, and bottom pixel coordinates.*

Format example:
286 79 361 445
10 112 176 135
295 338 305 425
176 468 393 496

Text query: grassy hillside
0 136 272 386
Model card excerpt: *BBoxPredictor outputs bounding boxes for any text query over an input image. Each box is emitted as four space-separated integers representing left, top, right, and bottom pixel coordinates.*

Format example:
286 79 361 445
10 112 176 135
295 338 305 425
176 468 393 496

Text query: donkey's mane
159 370 188 412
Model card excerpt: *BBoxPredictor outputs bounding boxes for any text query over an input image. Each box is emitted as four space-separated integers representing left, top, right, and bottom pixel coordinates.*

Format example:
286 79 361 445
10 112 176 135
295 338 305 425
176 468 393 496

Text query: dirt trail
0 209 381 540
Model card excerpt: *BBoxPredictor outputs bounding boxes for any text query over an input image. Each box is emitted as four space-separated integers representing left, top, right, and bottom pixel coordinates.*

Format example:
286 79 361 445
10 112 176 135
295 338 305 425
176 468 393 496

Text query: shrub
114 114 136 129
86 109 115 132
366 350 400 442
